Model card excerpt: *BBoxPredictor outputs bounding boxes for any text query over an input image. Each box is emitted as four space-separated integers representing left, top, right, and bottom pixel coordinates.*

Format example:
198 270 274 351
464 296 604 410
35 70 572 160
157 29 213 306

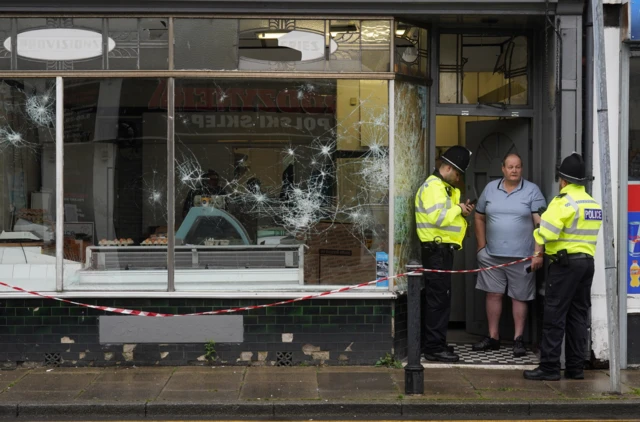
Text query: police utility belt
549 249 592 266
421 237 460 252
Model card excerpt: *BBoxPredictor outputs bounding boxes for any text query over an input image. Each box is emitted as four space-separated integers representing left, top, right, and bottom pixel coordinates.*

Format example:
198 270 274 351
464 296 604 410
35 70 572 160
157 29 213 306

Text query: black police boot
523 366 560 381
564 369 585 380
472 336 500 351
423 350 460 363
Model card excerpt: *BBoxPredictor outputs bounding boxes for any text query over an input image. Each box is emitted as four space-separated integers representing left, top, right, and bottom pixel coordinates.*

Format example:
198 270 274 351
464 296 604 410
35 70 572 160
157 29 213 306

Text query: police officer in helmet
523 153 602 381
415 145 474 362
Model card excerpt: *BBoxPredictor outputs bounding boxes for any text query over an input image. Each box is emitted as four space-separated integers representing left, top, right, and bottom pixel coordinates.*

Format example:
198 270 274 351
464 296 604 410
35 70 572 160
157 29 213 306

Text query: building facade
0 0 619 368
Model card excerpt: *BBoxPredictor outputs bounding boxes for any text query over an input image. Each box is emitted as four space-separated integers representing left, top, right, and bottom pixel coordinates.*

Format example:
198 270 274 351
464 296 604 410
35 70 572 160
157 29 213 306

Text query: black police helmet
441 145 472 174
557 152 586 185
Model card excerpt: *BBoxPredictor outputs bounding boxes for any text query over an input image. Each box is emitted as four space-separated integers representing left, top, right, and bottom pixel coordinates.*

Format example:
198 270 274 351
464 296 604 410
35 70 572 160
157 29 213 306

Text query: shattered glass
172 79 389 287
393 81 428 291
0 79 57 291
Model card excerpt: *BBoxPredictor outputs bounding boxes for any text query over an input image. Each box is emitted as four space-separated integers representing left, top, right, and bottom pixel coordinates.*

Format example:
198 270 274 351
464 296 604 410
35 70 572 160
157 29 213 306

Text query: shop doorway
436 116 535 343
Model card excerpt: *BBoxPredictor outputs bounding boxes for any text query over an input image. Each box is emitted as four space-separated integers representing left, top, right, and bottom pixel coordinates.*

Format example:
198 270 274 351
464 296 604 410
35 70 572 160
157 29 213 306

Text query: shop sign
274 30 338 62
3 28 116 61
627 184 640 294
631 0 640 41
151 83 336 113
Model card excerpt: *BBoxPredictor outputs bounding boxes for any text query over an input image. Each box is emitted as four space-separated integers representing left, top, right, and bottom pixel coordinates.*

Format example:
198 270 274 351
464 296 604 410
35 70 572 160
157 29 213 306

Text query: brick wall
0 297 402 367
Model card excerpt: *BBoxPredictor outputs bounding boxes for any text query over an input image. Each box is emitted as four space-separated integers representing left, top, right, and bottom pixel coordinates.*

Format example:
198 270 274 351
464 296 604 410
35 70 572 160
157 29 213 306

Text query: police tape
0 255 535 317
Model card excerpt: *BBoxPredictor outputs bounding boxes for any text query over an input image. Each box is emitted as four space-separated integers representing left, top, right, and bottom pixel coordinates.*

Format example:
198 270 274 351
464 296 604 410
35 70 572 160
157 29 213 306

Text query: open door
463 118 530 339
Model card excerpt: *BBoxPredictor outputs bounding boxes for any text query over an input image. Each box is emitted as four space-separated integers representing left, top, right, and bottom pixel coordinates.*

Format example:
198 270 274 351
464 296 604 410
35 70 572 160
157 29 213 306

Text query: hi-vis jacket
415 173 467 247
533 184 602 256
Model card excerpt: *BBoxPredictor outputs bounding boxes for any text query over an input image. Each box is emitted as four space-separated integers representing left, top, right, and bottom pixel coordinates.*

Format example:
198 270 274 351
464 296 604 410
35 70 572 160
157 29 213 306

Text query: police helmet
440 146 472 174
557 152 586 185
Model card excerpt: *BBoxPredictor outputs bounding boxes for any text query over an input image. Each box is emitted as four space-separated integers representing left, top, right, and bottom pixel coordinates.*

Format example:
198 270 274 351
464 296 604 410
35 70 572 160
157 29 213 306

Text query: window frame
0 15 406 297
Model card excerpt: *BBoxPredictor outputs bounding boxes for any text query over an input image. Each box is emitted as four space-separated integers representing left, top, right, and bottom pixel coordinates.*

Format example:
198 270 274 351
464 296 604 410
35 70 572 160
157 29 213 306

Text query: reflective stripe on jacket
533 184 602 256
415 174 467 247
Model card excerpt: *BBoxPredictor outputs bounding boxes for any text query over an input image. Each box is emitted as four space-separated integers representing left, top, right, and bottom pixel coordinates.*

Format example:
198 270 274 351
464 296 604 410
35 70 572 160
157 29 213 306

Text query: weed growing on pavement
375 352 402 369
204 340 217 363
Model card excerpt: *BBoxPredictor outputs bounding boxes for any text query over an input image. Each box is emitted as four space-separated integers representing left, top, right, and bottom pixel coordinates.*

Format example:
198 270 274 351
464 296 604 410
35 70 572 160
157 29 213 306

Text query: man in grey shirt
472 153 546 357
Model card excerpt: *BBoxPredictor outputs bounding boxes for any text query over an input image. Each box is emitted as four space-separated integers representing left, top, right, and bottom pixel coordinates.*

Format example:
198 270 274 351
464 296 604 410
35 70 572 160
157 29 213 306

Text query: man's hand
531 254 543 271
458 200 475 217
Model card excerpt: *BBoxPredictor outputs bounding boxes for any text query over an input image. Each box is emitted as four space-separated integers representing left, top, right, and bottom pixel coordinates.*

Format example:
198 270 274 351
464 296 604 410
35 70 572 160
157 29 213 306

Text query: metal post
590 0 621 394
167 77 175 292
55 77 64 292
404 260 424 395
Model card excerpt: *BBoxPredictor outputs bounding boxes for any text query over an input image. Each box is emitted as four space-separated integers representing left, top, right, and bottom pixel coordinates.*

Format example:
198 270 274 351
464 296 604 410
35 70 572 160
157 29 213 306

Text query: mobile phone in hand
469 198 478 206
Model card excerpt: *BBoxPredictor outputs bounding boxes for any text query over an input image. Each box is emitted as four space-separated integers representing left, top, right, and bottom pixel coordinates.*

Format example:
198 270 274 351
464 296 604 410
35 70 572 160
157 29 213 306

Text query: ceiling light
256 30 289 39
330 24 358 37
395 24 410 37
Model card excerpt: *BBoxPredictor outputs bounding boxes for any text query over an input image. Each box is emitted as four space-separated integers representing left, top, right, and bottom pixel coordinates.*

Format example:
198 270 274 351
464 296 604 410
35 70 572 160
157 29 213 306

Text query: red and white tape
0 255 534 317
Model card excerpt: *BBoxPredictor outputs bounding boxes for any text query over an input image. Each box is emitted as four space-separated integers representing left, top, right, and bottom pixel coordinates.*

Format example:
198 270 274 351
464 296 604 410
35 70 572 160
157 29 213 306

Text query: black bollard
404 260 424 395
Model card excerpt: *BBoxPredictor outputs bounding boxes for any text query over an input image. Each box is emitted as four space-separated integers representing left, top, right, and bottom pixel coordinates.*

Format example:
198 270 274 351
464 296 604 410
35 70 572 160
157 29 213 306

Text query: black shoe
523 367 560 381
564 369 585 380
513 336 526 357
424 350 460 362
422 345 455 355
472 336 500 351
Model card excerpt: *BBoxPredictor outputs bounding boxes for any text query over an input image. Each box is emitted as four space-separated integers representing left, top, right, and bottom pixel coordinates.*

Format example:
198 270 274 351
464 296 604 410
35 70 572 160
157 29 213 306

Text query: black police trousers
421 244 455 354
539 257 595 373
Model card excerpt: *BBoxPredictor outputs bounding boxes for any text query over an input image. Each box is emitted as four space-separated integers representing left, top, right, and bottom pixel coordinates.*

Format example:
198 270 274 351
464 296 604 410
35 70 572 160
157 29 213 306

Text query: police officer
415 145 474 362
523 153 602 381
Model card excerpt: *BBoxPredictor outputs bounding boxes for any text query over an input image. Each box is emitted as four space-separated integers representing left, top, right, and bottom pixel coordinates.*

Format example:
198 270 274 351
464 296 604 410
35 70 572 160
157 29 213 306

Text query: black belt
550 253 592 261
422 241 460 251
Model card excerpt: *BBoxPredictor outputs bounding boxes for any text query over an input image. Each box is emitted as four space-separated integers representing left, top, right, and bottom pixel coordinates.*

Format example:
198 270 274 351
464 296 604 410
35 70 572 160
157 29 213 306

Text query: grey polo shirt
476 178 546 258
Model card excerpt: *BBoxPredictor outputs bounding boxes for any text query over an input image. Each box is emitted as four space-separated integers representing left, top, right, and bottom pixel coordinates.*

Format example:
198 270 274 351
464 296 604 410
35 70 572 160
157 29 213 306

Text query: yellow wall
336 80 388 150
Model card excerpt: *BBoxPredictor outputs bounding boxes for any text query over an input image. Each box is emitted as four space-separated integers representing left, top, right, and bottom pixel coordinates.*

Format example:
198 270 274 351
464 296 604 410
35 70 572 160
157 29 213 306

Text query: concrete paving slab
0 369 30 391
156 389 240 402
317 371 399 400
164 367 244 391
30 367 104 374
240 381 319 400
3 373 98 392
544 371 633 398
244 367 316 383
460 368 554 391
607 369 640 388
78 382 166 402
476 388 564 400
94 367 174 383
0 391 81 403
390 368 467 385
404 381 479 400
79 367 173 402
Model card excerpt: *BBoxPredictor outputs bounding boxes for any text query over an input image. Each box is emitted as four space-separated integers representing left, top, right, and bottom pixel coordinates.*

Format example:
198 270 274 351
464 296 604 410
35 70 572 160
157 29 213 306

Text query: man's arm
531 213 544 270
475 213 487 251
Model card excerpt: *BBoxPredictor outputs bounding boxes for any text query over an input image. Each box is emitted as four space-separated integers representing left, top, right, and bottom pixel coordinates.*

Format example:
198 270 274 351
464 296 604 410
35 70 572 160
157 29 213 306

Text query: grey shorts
475 247 535 301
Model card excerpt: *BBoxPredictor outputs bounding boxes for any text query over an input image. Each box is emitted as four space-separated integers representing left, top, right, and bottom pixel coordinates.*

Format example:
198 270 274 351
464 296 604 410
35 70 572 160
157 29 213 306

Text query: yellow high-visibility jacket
533 184 602 256
415 173 467 247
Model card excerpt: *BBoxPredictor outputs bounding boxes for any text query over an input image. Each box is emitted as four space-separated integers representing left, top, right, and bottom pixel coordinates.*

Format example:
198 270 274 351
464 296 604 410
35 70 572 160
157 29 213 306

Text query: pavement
0 365 637 420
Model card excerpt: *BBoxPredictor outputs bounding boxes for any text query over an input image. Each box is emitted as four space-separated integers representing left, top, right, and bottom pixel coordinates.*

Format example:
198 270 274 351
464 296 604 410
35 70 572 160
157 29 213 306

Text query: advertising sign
631 0 640 41
628 184 640 294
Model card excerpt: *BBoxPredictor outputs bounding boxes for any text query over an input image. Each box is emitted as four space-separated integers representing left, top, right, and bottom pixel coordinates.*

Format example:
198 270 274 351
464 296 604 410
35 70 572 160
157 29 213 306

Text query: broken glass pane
0 78 57 291
172 78 389 288
394 81 428 290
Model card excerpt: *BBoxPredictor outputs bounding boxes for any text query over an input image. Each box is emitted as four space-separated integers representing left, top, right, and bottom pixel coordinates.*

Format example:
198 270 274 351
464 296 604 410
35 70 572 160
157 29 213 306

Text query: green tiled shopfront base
0 297 407 367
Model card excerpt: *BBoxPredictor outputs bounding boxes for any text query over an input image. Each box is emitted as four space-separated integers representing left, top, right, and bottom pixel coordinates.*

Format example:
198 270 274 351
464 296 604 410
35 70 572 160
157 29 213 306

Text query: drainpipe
585 1 594 193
